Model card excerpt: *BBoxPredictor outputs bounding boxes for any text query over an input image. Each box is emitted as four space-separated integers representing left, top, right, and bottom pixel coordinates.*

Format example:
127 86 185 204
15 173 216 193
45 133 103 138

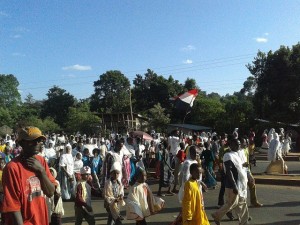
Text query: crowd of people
0 126 294 225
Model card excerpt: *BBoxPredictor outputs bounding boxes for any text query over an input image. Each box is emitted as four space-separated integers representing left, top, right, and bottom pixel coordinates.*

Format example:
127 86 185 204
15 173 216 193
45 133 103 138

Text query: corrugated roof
168 123 212 131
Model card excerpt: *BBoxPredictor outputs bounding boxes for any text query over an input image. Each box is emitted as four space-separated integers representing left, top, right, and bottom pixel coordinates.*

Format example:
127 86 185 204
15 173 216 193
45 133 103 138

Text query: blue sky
1 1 300 101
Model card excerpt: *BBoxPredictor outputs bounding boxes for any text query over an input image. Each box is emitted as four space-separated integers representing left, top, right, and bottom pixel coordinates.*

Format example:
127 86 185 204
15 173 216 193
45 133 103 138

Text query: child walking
182 163 209 225
74 166 95 225
126 167 165 225
104 162 125 225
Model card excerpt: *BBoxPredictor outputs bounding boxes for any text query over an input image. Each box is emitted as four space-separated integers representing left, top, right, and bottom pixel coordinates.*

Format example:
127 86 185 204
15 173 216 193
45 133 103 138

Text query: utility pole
129 87 134 130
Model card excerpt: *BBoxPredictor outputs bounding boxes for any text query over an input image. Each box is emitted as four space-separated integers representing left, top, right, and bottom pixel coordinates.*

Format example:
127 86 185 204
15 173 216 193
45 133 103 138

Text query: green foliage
188 95 225 129
41 86 76 127
148 103 170 133
65 102 101 135
132 69 184 114
247 43 300 123
17 115 60 133
217 93 254 133
0 74 21 108
90 70 130 113
184 78 198 90
0 107 14 127
17 94 43 122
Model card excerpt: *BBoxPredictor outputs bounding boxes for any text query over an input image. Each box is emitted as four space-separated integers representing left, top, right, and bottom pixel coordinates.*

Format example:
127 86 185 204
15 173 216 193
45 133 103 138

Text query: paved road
251 159 300 175
61 180 300 225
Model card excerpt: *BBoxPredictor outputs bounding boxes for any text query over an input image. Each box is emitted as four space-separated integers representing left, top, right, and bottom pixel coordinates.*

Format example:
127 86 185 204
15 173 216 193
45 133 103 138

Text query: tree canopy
0 74 21 108
247 43 300 124
41 86 76 127
90 70 131 113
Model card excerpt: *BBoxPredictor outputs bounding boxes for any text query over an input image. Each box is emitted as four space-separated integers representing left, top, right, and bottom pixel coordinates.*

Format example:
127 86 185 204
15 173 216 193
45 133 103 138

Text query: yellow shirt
0 144 6 152
0 170 3 192
182 179 210 225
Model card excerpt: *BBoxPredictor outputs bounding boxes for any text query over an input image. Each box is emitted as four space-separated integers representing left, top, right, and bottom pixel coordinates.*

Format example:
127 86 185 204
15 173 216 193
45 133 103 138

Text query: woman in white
266 133 288 174
267 128 275 144
282 133 292 156
268 133 281 162
73 152 83 181
59 145 76 200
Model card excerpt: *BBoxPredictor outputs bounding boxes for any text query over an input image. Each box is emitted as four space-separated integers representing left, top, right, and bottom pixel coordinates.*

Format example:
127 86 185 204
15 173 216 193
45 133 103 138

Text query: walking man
212 137 249 225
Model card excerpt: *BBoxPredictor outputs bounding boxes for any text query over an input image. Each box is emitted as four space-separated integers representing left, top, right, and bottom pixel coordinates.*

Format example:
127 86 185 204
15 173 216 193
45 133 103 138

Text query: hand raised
23 157 45 174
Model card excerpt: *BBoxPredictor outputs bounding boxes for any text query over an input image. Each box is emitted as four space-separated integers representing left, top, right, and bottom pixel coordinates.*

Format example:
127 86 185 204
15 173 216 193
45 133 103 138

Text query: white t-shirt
168 136 180 156
44 147 57 159
59 153 74 177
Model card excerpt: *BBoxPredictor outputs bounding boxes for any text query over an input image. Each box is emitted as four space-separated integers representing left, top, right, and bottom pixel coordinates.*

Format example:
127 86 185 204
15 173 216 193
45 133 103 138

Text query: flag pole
182 93 196 124
182 110 191 124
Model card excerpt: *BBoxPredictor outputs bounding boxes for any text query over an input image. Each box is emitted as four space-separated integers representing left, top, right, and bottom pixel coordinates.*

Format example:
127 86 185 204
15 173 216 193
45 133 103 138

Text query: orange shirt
2 155 56 225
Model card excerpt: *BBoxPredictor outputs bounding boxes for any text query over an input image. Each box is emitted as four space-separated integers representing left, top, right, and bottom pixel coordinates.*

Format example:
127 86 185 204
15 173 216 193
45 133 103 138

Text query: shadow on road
62 212 109 223
255 220 300 225
286 213 300 217
262 201 300 208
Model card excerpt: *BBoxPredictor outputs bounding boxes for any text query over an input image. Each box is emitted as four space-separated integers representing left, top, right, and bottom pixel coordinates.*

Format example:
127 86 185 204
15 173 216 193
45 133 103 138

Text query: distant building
167 123 212 134
99 112 149 133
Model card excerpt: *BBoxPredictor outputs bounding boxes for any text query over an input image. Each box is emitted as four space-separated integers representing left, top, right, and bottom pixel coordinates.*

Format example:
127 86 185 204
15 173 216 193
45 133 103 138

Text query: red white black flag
170 89 198 111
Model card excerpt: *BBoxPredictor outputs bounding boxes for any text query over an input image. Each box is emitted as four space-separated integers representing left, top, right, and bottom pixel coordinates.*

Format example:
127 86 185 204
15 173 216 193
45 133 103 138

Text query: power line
19 53 255 87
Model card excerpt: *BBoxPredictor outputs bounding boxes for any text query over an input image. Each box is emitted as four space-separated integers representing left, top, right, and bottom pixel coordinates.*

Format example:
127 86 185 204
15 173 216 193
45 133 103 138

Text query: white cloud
255 37 268 43
11 34 21 39
62 74 76 78
0 11 8 17
181 45 196 52
62 64 92 71
13 27 29 32
183 59 193 64
264 32 269 36
12 52 25 57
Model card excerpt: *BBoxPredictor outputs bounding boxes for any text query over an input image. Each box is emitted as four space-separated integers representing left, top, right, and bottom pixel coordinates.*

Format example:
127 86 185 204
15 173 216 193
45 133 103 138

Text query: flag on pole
170 89 198 112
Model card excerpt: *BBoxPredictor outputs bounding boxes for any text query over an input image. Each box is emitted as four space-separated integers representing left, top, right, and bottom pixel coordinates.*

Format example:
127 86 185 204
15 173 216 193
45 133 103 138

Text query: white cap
110 162 121 173
80 166 91 174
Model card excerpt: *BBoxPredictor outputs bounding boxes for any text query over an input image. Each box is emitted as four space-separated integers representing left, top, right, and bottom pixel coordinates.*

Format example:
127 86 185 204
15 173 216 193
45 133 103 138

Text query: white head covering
80 166 91 174
110 161 122 173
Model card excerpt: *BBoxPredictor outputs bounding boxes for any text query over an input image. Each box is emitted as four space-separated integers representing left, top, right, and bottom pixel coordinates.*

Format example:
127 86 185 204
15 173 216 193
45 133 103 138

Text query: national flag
170 89 198 111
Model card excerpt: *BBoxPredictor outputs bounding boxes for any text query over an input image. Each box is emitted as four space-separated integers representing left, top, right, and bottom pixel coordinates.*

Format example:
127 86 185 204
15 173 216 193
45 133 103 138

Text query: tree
184 78 198 90
17 94 43 123
90 71 130 113
0 74 21 108
65 102 101 135
41 86 76 127
0 107 14 127
247 43 300 123
148 103 170 133
132 69 183 114
16 115 60 133
216 93 254 133
187 94 225 129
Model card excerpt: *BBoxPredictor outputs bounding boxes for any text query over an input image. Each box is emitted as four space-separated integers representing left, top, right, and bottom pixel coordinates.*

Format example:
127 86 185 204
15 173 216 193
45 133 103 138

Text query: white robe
268 133 281 162
223 151 248 198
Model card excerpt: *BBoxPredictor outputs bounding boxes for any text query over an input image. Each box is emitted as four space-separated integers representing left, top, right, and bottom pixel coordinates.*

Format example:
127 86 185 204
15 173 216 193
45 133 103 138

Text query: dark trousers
218 170 226 206
136 219 147 225
107 212 122 225
75 206 95 225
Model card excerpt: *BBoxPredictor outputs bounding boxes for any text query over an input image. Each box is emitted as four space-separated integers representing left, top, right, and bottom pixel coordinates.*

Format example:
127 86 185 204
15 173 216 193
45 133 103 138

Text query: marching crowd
0 126 293 225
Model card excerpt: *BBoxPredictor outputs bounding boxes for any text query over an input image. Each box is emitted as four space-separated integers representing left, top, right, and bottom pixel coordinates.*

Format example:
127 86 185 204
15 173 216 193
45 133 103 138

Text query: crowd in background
0 126 295 225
